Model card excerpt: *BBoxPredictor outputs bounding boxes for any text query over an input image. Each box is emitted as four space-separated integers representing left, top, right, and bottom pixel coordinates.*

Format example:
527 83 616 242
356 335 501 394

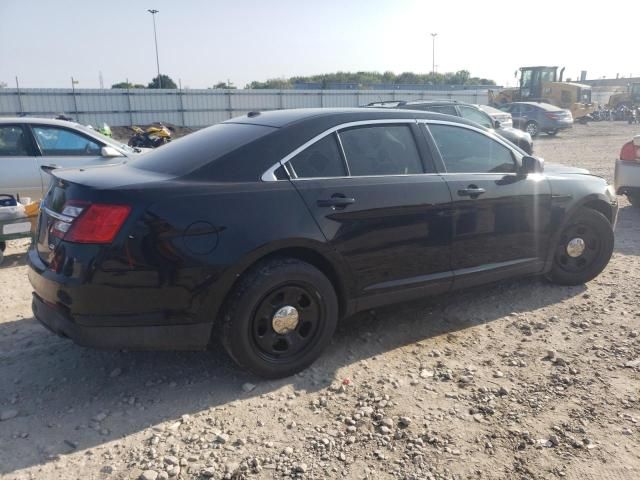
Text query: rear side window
0 125 29 156
339 125 423 176
288 134 346 178
429 124 516 173
131 123 275 175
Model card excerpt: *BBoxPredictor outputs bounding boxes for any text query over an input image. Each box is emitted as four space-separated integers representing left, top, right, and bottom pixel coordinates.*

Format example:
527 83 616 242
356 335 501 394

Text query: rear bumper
615 159 640 194
28 247 213 351
32 293 212 350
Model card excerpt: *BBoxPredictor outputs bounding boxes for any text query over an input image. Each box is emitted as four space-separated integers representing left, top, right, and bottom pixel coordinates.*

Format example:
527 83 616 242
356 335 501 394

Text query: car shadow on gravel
0 274 586 475
613 204 640 256
0 250 28 270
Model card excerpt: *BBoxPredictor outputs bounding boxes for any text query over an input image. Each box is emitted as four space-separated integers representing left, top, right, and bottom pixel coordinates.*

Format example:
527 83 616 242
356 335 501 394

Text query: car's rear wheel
547 208 614 285
525 121 539 137
627 193 640 207
219 258 338 379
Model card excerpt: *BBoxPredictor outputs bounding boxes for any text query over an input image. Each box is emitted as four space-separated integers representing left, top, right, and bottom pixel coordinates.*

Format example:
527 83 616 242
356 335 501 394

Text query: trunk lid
35 164 170 264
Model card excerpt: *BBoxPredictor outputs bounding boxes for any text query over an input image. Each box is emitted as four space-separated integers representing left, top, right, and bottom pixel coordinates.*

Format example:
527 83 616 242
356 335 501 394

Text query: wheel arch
201 241 354 346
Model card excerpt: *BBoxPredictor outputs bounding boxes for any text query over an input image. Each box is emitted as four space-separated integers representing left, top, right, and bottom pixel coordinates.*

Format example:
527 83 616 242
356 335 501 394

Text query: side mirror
494 119 501 129
522 155 544 174
101 146 123 158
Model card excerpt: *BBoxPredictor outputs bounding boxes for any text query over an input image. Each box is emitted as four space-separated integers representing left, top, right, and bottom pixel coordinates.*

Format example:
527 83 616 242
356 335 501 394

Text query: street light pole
430 33 438 78
148 9 161 88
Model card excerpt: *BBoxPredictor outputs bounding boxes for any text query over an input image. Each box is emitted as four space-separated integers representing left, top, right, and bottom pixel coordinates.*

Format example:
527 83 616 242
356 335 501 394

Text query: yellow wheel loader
489 66 596 122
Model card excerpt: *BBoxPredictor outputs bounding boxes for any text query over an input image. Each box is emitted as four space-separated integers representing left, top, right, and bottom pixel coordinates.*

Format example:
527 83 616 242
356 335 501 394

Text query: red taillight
54 203 131 244
620 141 640 162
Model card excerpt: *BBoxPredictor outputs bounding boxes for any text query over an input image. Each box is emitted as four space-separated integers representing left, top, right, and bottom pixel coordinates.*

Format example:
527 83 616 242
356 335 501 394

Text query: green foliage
147 74 178 89
111 82 145 89
213 82 237 89
245 78 292 89
247 70 496 89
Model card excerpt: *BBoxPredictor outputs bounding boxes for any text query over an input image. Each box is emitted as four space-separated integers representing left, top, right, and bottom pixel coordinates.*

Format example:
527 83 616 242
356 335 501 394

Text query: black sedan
28 108 617 378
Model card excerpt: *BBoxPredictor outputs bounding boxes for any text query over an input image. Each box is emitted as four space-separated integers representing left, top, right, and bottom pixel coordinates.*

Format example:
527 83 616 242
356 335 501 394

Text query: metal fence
0 88 491 128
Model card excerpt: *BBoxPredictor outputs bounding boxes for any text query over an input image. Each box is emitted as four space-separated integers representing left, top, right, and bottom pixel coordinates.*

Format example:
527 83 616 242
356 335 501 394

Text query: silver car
615 134 640 206
0 117 144 201
477 104 514 129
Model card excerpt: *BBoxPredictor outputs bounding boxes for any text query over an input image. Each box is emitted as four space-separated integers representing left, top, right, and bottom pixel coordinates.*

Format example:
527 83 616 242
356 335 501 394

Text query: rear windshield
129 123 276 175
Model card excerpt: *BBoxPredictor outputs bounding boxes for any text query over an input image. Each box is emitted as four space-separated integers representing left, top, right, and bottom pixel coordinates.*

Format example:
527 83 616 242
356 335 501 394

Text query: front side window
458 106 493 129
339 125 423 176
32 126 102 156
288 134 346 178
429 124 516 174
0 125 29 157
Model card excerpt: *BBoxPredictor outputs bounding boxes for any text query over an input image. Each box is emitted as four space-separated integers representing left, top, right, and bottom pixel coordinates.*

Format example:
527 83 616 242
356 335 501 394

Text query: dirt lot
1 122 639 480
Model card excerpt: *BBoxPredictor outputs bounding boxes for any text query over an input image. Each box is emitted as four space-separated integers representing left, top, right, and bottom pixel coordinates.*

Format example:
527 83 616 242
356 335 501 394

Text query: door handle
457 186 486 198
40 164 61 174
317 194 356 208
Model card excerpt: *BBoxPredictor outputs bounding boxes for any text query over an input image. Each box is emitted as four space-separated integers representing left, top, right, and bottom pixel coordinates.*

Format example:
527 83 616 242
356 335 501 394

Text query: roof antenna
247 111 261 117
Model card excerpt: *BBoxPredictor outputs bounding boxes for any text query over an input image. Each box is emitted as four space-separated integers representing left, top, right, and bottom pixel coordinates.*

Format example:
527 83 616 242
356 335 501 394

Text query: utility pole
148 9 161 88
430 33 438 78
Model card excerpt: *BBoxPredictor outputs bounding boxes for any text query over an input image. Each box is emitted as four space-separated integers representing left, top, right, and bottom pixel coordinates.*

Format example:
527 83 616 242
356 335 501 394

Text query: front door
426 122 552 289
29 124 107 173
285 123 453 307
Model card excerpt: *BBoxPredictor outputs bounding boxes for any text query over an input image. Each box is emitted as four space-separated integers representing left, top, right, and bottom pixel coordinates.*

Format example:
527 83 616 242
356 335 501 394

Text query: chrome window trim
261 119 418 181
260 118 525 181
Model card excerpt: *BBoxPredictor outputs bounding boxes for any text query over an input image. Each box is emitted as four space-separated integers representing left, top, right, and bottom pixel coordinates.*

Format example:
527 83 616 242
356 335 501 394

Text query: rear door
285 120 453 307
0 123 42 201
29 124 109 171
424 121 552 288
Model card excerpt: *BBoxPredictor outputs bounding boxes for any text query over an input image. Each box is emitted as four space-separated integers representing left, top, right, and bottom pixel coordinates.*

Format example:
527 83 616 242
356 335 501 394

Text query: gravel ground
1 122 639 480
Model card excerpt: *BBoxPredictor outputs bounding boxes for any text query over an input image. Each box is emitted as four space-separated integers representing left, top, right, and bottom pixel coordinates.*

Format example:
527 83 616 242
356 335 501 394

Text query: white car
0 117 145 201
615 134 640 206
477 104 514 129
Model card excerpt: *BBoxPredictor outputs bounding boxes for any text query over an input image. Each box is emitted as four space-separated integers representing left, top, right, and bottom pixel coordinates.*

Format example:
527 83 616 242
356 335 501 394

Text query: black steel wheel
547 208 614 285
219 258 338 378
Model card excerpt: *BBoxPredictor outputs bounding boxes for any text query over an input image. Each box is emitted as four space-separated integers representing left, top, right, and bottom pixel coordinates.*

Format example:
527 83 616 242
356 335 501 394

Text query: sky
0 0 637 89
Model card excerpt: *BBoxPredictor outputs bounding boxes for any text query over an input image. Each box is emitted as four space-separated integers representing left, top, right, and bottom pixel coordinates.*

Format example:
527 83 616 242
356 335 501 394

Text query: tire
525 121 539 137
219 258 338 379
547 208 614 286
627 193 640 207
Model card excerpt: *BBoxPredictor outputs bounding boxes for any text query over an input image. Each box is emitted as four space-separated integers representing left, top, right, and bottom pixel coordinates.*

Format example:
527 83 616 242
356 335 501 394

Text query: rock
398 416 412 427
549 435 560 446
493 370 504 378
498 386 510 396
157 473 168 480
201 468 216 478
0 409 18 421
140 471 158 480
283 446 294 455
164 455 179 466
93 412 107 422
242 382 256 393
545 350 556 360
622 428 633 435
109 368 122 378
624 359 640 368
381 417 394 428
419 369 434 379
294 463 308 473
379 426 391 435
166 465 180 477
215 433 230 444
101 466 114 474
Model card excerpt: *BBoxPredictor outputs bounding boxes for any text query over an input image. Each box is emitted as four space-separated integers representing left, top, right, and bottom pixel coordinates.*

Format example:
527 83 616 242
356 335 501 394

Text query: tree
213 81 237 89
147 74 177 89
0 81 7 88
245 78 291 89
111 82 145 89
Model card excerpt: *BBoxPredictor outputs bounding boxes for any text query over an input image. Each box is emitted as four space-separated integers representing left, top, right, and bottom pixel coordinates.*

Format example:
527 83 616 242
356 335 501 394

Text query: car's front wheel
219 258 338 378
547 208 614 285
525 121 539 137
